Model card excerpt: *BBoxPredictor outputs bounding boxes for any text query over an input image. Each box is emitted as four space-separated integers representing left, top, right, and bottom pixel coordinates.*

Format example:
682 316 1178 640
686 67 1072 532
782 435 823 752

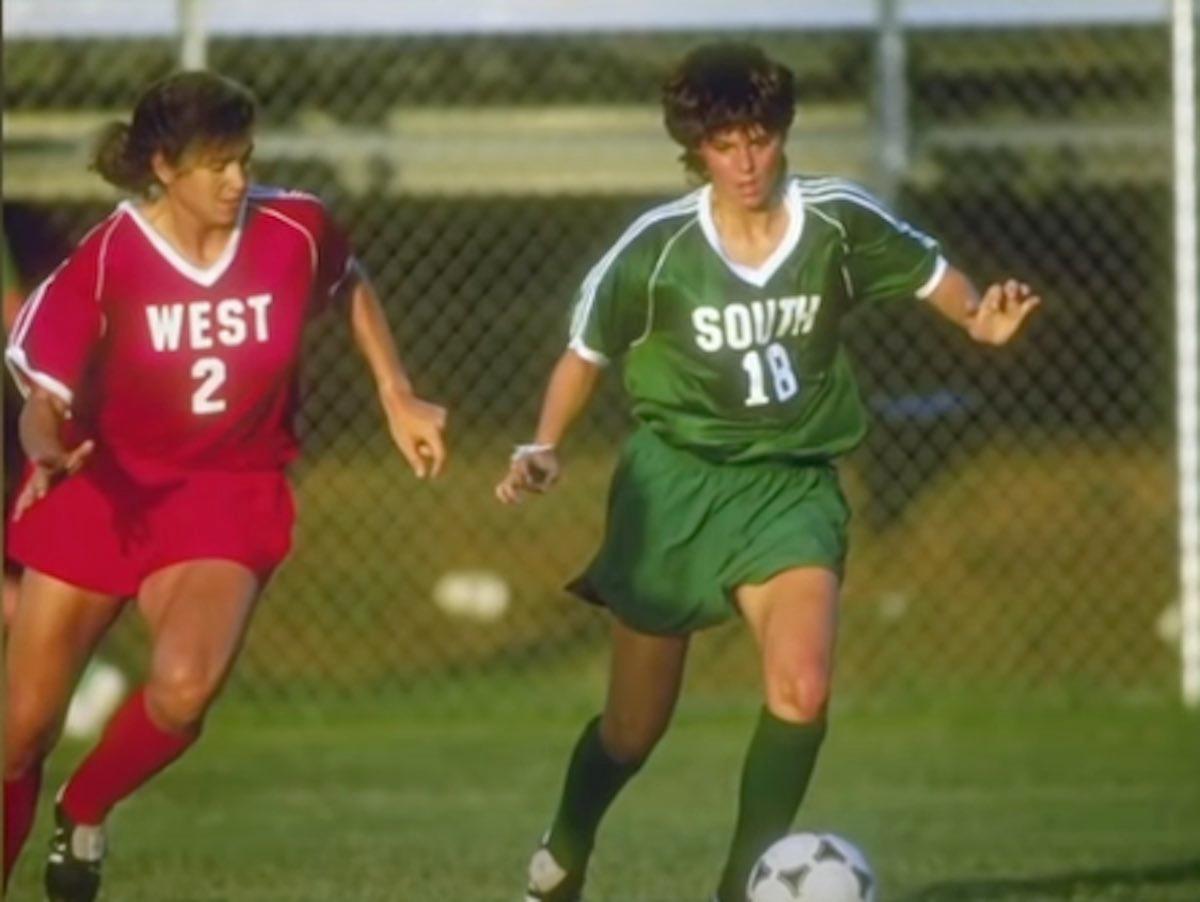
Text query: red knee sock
61 687 200 825
4 764 44 887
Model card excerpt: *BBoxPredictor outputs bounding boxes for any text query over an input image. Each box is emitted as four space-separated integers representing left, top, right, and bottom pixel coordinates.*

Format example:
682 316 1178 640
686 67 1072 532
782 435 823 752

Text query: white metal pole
178 0 207 70
1174 0 1200 708
874 0 908 203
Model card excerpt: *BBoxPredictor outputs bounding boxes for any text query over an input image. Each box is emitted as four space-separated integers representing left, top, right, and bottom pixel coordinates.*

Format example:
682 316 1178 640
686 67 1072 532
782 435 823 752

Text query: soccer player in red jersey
4 231 28 624
2 71 447 901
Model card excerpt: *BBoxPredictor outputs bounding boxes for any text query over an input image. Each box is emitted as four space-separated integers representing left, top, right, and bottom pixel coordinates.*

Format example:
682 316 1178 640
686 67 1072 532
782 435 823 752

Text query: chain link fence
2 11 1182 708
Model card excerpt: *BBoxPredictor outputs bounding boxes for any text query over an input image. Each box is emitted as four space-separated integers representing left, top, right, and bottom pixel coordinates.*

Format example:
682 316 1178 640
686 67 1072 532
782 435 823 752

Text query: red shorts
6 463 295 597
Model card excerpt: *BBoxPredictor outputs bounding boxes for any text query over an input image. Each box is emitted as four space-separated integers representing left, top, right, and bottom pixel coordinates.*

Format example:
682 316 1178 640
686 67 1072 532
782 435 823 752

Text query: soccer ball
747 832 875 902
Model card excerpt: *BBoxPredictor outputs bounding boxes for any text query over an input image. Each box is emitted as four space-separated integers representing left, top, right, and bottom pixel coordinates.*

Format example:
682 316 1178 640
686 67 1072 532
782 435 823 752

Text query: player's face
157 137 253 229
696 125 785 212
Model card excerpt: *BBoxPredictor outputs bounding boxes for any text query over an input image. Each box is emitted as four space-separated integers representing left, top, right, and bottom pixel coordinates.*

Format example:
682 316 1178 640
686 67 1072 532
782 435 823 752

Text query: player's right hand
12 439 95 520
494 447 560 504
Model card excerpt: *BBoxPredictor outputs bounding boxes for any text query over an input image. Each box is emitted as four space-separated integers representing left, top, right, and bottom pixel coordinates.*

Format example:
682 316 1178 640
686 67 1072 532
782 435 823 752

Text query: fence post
1175 0 1200 708
874 0 909 202
179 0 207 70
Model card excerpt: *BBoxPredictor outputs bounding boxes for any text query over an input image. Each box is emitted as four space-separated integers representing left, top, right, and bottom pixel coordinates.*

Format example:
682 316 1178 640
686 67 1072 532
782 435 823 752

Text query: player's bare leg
3 571 20 625
715 566 839 902
136 558 262 734
48 559 263 902
527 618 690 902
3 569 123 888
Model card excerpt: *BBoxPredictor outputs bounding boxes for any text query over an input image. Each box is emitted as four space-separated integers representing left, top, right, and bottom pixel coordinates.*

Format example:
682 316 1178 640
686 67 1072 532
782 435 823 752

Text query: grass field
8 691 1198 901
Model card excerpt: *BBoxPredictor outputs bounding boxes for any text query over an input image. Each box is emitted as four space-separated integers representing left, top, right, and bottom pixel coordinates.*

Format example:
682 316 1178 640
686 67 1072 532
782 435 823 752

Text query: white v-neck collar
119 198 247 288
697 178 805 288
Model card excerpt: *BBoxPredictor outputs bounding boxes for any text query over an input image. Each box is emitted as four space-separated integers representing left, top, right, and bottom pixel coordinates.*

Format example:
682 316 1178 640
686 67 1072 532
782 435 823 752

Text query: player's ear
150 150 177 187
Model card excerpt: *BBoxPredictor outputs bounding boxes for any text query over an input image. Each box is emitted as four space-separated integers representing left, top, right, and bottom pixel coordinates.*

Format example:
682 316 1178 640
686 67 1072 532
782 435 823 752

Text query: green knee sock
547 716 644 870
715 707 828 902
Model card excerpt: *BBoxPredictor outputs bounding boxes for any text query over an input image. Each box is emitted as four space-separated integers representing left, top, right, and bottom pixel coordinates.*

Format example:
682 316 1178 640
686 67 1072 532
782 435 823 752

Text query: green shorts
569 427 850 635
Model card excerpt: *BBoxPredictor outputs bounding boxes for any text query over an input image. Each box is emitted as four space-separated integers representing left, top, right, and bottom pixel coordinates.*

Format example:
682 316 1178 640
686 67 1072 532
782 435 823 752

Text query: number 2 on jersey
192 357 228 414
741 342 799 407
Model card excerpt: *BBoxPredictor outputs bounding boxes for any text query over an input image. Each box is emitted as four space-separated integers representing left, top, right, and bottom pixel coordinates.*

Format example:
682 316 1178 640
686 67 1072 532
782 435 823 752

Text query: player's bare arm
926 265 1041 346
13 386 94 519
495 349 601 504
346 274 448 479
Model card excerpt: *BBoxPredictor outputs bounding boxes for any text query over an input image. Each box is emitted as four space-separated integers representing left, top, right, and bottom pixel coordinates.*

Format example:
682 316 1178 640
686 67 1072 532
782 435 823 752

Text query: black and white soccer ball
747 832 876 902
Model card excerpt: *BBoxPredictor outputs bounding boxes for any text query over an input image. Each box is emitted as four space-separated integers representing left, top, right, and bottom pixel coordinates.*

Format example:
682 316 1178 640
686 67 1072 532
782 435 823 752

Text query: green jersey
569 176 946 463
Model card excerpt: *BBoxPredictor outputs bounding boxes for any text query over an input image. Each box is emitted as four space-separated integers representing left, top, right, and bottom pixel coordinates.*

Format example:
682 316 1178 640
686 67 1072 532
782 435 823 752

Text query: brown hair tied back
91 70 257 194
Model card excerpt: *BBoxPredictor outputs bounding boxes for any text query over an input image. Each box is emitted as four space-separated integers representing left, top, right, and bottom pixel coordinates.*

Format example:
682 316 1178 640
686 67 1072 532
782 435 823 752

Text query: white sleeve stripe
9 287 36 345
12 218 113 346
568 337 610 366
4 346 73 405
249 186 322 204
801 177 883 206
801 177 905 223
803 187 904 229
916 256 950 299
805 203 848 241
804 188 940 256
634 218 697 349
569 193 700 343
802 179 944 300
255 204 318 278
93 215 121 304
571 197 693 337
328 256 359 296
10 277 53 349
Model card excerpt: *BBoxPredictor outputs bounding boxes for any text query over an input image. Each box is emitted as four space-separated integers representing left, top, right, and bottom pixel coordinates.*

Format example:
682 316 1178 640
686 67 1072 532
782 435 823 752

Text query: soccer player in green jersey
496 42 1039 902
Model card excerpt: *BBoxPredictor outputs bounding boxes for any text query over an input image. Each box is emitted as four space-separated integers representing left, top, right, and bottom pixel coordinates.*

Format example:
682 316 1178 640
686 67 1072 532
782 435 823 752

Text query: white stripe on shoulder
633 217 698 349
248 185 323 205
798 175 876 198
569 192 700 343
804 203 848 241
93 213 123 304
18 212 123 346
803 180 938 248
10 278 51 349
253 202 318 278
4 205 118 347
803 183 901 227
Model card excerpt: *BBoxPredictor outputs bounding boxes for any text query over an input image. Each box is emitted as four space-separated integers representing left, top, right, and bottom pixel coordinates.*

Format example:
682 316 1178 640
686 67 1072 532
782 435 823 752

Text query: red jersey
5 187 354 482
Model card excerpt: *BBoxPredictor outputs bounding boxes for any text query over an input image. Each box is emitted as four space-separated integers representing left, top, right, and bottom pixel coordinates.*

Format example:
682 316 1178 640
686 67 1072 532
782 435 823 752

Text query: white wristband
511 442 555 463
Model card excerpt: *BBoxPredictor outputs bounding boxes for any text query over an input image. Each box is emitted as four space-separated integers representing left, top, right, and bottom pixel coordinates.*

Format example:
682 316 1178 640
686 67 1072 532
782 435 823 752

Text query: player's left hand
12 438 96 520
495 446 560 504
383 390 448 479
969 279 1041 345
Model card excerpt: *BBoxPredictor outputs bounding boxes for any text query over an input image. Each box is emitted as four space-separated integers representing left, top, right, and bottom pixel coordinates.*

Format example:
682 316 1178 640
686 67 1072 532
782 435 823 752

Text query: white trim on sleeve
916 256 949 300
568 337 610 367
329 255 360 297
5 346 74 406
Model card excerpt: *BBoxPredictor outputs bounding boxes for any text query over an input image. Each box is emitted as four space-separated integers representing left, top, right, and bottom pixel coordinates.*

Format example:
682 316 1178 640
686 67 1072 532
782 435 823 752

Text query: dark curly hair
662 43 795 179
92 70 257 194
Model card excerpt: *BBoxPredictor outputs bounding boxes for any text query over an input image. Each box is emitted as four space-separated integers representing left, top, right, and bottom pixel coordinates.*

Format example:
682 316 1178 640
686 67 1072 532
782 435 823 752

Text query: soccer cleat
44 800 106 902
523 833 585 902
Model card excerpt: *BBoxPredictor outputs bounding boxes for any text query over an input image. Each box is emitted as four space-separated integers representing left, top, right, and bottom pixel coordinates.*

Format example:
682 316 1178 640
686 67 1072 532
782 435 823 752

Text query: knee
146 664 220 732
765 664 830 724
600 709 670 765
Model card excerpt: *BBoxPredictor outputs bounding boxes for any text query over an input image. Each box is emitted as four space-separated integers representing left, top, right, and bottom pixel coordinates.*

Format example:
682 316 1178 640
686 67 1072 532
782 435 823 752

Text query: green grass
9 696 1199 901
